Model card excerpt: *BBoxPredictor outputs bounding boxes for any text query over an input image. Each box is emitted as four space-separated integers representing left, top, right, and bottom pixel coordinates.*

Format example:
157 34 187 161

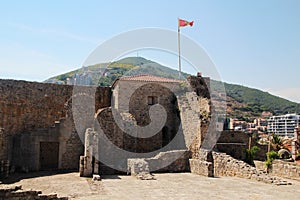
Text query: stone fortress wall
0 79 111 177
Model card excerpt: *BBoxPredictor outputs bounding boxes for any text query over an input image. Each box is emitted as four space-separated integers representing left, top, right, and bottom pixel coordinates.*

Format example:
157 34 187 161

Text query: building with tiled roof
112 74 183 111
112 74 182 88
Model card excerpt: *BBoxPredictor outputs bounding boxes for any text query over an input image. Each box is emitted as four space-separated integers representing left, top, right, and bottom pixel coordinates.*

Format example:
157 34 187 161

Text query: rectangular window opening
148 96 158 105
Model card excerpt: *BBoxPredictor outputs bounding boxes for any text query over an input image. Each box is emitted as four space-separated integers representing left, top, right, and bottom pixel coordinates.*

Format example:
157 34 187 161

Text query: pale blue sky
0 0 299 102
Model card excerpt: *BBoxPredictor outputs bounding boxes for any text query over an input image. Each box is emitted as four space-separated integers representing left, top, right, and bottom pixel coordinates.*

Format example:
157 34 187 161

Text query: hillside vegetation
45 57 300 120
224 83 300 119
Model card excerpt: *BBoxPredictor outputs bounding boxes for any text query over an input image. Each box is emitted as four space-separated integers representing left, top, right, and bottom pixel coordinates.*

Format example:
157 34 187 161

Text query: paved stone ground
1 172 300 200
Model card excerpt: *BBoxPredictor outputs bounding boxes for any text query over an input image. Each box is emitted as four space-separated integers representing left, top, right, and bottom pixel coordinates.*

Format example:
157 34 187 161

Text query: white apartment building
267 113 300 138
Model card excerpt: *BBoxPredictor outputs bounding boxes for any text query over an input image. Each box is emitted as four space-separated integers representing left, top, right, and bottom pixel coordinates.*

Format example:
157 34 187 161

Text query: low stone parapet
127 150 190 176
212 152 292 185
189 159 213 177
271 160 300 180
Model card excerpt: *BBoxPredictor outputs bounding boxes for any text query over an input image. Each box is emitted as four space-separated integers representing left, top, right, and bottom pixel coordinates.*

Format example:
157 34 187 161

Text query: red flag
178 18 194 27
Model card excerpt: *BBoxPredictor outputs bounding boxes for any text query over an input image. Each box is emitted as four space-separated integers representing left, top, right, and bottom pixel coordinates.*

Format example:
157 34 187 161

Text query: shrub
265 150 279 172
244 146 260 165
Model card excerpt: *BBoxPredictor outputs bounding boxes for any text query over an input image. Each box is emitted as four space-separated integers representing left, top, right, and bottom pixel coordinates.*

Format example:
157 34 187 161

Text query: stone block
92 174 101 181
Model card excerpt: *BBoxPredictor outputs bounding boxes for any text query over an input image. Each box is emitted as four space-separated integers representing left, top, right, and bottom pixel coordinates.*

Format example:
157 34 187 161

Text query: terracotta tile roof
119 74 182 83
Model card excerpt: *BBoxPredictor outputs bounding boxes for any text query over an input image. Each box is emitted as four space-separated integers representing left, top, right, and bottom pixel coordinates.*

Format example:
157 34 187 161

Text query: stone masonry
127 150 190 179
271 160 300 180
212 151 291 185
0 79 111 176
189 149 214 177
190 149 292 185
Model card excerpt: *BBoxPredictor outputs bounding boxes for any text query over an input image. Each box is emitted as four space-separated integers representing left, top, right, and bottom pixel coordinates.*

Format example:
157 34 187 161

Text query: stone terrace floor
1 172 300 200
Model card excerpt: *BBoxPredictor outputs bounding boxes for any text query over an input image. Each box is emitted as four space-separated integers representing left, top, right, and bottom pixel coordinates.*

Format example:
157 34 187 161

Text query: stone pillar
79 128 99 177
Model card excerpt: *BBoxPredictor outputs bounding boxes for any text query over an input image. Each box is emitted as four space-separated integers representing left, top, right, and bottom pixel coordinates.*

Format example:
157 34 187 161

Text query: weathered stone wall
128 83 182 152
189 159 213 177
189 149 214 177
96 107 184 174
183 76 210 159
271 160 300 180
127 150 190 175
0 79 111 172
216 130 270 161
178 92 210 159
113 81 183 152
0 80 71 136
212 152 291 185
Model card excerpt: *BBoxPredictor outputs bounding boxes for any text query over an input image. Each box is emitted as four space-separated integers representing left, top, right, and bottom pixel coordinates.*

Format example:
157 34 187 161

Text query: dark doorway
40 142 59 170
162 126 169 146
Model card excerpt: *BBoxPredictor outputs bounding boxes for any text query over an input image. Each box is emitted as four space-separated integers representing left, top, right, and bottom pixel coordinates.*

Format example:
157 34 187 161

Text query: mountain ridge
45 57 300 120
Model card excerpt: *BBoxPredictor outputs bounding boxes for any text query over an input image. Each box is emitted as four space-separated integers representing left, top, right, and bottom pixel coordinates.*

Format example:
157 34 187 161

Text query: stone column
79 128 99 177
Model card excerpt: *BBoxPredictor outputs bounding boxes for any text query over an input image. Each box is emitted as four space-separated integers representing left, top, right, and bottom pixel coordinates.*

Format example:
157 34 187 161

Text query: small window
148 96 158 105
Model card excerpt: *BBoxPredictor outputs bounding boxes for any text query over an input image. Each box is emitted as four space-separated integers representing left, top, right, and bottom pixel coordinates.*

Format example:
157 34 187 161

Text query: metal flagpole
178 18 182 79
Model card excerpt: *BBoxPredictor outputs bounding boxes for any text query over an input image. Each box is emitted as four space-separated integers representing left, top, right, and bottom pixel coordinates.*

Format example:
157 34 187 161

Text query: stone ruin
77 74 211 177
0 74 297 185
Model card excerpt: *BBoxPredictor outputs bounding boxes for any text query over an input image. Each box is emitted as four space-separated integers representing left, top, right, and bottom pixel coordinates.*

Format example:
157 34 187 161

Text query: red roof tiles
119 74 182 83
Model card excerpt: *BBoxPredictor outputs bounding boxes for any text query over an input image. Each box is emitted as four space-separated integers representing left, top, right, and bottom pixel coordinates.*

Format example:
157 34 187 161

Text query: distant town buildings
224 116 268 135
267 113 300 138
225 113 300 139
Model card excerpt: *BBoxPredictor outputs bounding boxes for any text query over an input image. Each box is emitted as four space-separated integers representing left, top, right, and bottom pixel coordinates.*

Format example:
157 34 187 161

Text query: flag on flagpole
178 18 194 27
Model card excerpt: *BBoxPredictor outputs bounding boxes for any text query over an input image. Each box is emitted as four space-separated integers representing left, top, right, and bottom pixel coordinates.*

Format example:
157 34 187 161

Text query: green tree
244 146 260 166
270 134 288 151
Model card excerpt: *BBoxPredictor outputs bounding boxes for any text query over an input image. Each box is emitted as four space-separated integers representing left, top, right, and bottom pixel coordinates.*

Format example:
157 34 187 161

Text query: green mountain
47 57 189 86
45 57 300 120
223 82 300 120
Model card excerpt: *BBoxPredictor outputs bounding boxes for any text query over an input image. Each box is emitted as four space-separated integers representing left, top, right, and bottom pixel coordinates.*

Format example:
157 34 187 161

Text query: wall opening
148 96 158 105
39 142 59 170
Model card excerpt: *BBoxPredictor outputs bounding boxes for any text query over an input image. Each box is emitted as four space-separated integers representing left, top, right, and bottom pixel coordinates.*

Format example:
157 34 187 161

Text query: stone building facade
112 75 184 153
79 75 211 175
